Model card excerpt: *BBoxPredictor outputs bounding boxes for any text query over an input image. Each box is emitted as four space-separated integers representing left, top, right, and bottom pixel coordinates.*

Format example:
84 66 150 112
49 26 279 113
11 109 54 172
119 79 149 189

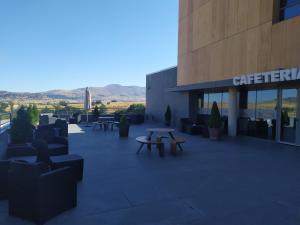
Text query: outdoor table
98 116 114 121
146 128 176 140
98 117 115 131
145 128 185 154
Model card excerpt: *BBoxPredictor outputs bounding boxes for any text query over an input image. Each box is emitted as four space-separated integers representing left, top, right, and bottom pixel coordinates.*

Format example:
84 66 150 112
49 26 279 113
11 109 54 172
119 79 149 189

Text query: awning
167 79 233 92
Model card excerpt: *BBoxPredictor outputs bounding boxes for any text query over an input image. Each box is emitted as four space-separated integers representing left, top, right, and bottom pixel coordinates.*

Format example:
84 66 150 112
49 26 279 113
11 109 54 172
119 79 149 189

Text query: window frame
275 0 300 22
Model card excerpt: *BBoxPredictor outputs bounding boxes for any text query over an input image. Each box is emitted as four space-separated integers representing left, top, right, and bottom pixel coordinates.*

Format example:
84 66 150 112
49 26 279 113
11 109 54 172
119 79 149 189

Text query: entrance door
279 89 300 145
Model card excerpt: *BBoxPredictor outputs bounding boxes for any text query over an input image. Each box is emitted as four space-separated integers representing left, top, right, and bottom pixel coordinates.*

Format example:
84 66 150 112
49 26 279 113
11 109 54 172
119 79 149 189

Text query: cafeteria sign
233 68 300 86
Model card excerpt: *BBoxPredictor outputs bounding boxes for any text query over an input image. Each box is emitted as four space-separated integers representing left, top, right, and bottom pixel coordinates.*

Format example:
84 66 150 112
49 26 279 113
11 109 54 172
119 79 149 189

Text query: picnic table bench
136 136 165 157
136 135 186 157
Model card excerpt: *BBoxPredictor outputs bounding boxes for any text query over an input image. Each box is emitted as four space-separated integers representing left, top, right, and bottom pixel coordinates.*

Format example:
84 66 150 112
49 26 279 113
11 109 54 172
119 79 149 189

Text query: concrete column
228 88 238 137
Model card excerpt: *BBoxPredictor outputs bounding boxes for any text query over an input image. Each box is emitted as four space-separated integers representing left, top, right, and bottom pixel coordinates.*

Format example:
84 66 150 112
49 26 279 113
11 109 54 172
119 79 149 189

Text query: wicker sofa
8 161 77 224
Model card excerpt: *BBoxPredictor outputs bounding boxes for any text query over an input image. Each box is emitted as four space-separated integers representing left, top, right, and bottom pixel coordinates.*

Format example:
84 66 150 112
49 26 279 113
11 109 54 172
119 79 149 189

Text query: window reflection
238 89 277 140
280 0 300 21
281 89 297 143
247 91 256 119
221 93 229 116
256 90 277 120
198 92 228 116
208 93 222 111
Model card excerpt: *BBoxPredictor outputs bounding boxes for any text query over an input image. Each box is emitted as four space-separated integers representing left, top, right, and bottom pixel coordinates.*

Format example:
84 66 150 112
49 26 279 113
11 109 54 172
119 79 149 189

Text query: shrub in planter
127 104 145 114
93 106 100 121
10 106 33 144
208 101 222 140
119 115 130 138
164 105 172 126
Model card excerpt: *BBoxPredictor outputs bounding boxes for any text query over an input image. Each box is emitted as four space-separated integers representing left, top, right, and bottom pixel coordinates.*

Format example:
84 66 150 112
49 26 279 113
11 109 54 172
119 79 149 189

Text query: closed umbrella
84 87 92 126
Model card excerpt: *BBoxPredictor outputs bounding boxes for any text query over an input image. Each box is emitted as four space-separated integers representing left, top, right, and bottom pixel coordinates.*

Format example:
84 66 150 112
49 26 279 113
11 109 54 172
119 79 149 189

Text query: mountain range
0 84 146 103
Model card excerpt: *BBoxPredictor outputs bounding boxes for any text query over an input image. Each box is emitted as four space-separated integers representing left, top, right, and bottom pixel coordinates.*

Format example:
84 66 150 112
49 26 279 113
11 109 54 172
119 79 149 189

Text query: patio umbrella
84 87 92 126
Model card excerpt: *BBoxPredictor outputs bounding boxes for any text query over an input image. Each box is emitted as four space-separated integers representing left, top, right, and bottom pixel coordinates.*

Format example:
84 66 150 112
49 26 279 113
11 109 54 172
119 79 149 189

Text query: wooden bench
170 137 185 155
136 136 165 157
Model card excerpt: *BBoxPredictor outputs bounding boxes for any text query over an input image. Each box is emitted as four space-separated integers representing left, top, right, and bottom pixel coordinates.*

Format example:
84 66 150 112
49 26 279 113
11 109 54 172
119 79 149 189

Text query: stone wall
146 67 190 129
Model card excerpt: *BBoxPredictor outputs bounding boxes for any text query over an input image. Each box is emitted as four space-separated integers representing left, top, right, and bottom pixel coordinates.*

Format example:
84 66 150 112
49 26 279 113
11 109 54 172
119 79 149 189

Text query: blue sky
0 0 178 92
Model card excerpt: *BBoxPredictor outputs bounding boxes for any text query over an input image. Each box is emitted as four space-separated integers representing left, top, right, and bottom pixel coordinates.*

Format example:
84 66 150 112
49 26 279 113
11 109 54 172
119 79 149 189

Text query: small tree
209 102 221 128
99 104 107 114
27 104 39 126
120 115 129 126
58 101 68 107
119 115 129 137
164 105 172 126
0 102 8 112
32 104 39 125
93 105 100 119
127 104 145 114
8 101 14 114
10 106 33 144
281 109 290 126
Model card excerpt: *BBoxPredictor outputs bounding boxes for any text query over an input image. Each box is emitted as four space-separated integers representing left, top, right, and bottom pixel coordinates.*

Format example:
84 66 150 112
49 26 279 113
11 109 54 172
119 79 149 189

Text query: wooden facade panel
260 0 273 24
246 26 259 73
178 19 184 57
286 16 300 68
211 0 226 42
233 32 247 76
177 0 300 86
179 0 193 20
209 40 224 81
178 17 193 57
247 0 260 29
271 22 287 69
257 22 272 72
223 32 247 78
193 0 210 10
192 1 213 50
225 0 238 37
192 46 211 83
237 0 249 33
178 53 192 85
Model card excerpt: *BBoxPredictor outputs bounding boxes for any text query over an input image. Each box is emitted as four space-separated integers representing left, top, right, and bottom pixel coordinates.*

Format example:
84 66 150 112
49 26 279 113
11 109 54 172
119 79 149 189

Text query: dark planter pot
208 128 221 140
119 125 130 138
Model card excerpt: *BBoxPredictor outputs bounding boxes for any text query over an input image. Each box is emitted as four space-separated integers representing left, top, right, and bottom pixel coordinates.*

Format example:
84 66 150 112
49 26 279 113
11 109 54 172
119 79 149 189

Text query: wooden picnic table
98 116 114 121
146 128 176 139
143 128 185 154
94 117 118 131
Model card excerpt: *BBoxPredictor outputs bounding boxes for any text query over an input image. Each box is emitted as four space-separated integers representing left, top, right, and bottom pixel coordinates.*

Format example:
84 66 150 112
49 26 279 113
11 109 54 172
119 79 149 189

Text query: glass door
279 89 299 145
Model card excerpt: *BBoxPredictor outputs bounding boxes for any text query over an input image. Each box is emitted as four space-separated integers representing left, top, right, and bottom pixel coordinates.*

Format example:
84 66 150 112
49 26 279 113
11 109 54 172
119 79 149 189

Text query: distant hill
0 84 145 102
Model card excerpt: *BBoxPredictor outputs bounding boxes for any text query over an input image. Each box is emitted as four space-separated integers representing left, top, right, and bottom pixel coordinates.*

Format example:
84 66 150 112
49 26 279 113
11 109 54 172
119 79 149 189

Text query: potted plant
165 105 172 126
208 101 222 140
119 115 130 137
93 105 100 121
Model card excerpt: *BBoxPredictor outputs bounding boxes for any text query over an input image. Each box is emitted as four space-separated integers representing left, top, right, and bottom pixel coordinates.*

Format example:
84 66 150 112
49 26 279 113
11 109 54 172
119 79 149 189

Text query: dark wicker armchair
36 125 69 156
0 160 10 199
8 161 77 225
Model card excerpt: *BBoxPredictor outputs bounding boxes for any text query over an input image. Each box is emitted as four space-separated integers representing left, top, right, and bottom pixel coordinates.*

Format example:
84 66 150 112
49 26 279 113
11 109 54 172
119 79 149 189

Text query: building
146 0 300 146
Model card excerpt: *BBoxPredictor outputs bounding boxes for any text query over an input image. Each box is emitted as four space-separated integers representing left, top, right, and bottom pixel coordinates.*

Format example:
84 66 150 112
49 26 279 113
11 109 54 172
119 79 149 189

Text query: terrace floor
1 123 300 225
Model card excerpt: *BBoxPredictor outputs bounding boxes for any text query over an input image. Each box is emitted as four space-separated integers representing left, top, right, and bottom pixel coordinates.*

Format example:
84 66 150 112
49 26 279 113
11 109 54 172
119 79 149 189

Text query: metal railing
0 112 11 134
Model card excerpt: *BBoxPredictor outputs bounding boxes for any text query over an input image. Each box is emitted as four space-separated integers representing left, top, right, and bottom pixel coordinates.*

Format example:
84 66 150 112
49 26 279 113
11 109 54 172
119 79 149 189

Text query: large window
199 92 228 116
279 0 300 21
256 90 278 120
239 89 278 140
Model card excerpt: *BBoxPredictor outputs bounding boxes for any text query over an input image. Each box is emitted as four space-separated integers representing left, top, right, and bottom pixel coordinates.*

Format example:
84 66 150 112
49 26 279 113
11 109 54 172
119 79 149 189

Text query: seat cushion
9 161 50 182
51 155 84 181
47 144 67 155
